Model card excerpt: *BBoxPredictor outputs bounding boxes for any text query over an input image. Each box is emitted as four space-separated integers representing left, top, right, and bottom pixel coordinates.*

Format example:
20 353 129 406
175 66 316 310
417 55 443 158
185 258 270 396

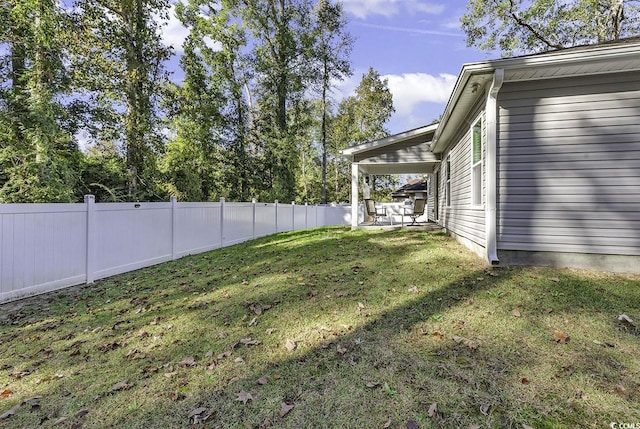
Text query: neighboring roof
392 180 427 198
431 37 640 154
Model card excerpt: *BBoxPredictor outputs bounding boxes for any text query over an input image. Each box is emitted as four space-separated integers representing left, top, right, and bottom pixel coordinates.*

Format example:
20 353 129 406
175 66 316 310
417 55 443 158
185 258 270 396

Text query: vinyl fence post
305 202 308 229
291 201 295 231
85 195 95 284
274 200 278 233
252 198 256 239
171 196 177 260
220 197 225 247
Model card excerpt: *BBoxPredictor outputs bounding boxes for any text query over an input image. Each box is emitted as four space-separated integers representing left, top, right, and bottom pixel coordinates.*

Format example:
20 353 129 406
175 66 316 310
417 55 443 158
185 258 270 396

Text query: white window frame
445 155 451 207
471 116 483 208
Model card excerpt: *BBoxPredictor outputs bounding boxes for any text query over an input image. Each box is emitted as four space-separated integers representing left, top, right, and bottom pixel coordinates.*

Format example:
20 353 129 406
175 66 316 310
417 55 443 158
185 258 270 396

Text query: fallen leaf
480 403 490 416
451 335 480 350
188 407 208 424
431 331 444 340
522 425 534 429
0 388 12 399
273 374 281 380
615 384 629 398
110 380 132 392
521 377 530 385
236 390 253 404
256 376 270 385
383 419 392 428
180 356 197 367
217 332 228 339
234 357 245 364
240 338 261 346
550 277 560 282
23 396 42 407
52 417 67 426
553 330 570 344
248 317 259 327
0 404 20 419
285 339 297 352
336 344 347 354
265 328 276 335
365 381 380 388
512 309 521 318
618 314 636 327
280 402 294 417
408 286 419 293
75 409 89 419
38 373 64 384
217 351 232 360
406 420 418 429
71 423 83 429
428 402 438 418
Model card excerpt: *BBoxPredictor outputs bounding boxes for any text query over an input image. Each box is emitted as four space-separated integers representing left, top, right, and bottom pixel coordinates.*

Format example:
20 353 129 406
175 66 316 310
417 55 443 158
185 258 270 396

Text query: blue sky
160 0 493 135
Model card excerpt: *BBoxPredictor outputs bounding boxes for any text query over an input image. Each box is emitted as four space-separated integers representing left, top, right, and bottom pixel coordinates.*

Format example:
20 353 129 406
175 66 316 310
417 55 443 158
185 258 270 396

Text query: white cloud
342 0 445 19
383 72 457 116
158 5 190 52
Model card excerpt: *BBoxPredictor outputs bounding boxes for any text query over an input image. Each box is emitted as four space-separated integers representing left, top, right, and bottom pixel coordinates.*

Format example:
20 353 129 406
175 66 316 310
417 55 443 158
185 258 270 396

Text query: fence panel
0 199 353 304
293 204 307 230
93 203 173 280
223 202 255 246
254 203 277 238
276 203 293 233
174 202 222 258
0 204 87 302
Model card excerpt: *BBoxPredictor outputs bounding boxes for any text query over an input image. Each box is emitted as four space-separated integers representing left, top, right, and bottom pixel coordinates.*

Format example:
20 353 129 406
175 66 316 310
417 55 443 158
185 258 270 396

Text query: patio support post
485 69 504 265
351 163 359 228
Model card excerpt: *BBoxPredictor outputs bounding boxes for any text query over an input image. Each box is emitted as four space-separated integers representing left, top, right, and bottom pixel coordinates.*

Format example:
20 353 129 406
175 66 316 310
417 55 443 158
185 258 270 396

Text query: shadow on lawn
1 228 639 429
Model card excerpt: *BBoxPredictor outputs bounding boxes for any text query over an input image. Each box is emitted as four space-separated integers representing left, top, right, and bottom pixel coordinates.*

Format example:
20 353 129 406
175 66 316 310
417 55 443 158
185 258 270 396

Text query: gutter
485 69 504 266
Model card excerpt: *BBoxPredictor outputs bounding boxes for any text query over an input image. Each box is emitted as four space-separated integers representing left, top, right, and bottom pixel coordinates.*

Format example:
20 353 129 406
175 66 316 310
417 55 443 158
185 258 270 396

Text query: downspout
486 69 504 265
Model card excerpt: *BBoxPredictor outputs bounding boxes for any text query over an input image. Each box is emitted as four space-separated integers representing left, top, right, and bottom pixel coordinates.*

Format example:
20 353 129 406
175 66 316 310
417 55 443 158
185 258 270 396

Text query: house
391 179 427 201
343 38 640 273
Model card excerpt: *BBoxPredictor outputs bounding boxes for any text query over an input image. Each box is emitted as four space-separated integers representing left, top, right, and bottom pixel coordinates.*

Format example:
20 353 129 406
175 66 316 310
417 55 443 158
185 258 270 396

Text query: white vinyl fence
0 196 352 304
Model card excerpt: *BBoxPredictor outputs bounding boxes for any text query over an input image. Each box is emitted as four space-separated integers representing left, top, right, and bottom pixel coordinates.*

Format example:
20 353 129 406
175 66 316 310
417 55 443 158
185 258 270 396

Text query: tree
330 67 396 201
311 0 353 204
238 0 316 202
162 0 243 201
74 0 172 200
0 0 81 203
462 0 640 56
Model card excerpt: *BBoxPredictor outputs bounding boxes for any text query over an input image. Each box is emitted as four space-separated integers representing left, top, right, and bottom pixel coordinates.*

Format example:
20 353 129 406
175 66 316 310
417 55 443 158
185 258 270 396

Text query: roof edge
341 122 438 157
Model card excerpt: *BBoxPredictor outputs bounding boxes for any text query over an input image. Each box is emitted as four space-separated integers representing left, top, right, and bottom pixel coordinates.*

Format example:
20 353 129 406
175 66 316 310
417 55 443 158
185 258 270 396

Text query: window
471 118 482 206
445 156 451 207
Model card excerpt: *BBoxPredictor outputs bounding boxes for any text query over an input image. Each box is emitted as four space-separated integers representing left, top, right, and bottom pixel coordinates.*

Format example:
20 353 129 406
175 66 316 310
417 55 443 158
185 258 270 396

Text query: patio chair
364 199 387 225
404 198 426 226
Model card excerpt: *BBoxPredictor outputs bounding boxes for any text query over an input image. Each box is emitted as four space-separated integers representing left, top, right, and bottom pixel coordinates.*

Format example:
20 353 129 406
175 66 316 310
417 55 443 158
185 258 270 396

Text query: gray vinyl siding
438 107 486 248
497 71 640 256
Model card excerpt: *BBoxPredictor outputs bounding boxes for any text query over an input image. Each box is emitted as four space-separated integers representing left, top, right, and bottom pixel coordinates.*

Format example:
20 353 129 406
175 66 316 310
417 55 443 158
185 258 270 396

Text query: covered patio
341 123 441 228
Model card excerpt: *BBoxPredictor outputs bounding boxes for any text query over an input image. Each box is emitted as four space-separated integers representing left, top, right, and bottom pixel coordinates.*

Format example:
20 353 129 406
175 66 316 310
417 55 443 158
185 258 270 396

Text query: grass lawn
1 227 639 428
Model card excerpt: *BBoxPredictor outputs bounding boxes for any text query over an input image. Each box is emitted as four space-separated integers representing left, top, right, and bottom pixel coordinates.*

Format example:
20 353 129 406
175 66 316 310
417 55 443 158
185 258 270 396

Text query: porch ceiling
356 161 439 175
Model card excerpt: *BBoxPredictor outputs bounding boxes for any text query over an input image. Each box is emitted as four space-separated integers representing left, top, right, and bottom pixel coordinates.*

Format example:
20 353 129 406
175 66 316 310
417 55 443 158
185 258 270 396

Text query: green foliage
0 0 81 203
330 68 397 202
73 0 172 200
462 0 640 56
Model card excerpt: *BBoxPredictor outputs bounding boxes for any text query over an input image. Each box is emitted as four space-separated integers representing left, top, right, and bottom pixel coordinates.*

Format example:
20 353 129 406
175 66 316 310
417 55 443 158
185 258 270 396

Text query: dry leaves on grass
280 402 294 417
451 335 480 350
552 329 570 344
236 390 253 404
285 339 297 352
